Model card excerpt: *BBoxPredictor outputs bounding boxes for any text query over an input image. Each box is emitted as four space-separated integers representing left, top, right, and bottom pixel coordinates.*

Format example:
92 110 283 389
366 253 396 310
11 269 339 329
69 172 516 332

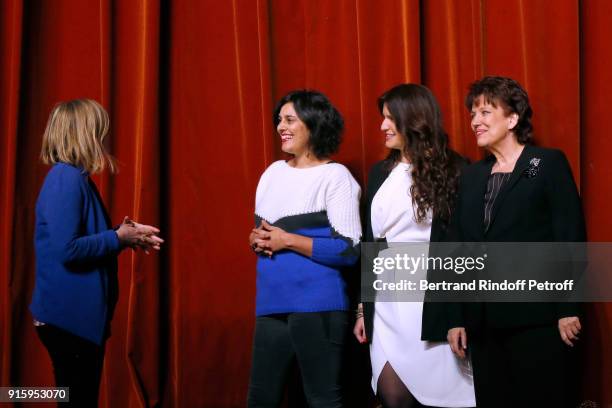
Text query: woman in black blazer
353 84 475 408
447 76 586 407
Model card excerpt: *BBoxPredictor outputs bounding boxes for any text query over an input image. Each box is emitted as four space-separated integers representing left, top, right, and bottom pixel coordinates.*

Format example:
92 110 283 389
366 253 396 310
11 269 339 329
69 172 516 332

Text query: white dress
370 162 476 407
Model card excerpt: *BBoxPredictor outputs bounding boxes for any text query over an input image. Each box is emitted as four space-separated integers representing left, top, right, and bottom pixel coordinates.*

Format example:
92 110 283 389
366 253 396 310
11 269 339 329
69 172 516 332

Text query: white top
255 160 361 244
371 162 431 242
370 162 476 407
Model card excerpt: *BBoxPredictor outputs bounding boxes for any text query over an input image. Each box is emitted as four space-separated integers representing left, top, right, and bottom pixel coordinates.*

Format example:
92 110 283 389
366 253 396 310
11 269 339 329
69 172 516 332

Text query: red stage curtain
1 1 610 406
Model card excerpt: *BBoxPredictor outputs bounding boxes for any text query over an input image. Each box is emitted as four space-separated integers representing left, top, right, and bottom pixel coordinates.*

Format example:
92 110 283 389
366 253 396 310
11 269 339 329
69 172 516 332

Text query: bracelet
355 307 364 319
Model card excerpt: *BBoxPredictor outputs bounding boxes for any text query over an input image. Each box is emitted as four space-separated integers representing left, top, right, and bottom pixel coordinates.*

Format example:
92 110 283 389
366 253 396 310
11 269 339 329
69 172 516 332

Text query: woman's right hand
447 327 467 359
249 226 267 254
116 216 163 253
353 318 367 344
353 303 367 343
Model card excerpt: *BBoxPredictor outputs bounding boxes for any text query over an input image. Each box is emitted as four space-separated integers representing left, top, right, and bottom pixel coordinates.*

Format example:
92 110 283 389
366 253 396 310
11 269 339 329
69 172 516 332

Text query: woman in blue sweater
30 99 163 407
247 90 361 407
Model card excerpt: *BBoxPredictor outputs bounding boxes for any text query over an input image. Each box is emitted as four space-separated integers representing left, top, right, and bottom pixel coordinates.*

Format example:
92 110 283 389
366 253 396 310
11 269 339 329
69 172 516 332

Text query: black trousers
470 325 578 408
36 324 105 408
247 311 348 408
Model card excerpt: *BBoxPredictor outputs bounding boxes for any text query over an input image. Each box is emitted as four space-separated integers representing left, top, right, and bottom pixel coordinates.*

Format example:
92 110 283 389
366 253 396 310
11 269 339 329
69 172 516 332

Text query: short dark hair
465 76 533 144
273 90 344 158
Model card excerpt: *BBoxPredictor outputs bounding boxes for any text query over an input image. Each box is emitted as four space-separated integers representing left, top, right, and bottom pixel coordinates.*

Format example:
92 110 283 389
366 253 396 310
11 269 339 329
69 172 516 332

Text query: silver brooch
525 157 541 178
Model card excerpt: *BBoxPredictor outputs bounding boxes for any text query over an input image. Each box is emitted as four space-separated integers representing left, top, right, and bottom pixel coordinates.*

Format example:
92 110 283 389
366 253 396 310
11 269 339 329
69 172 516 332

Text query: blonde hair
40 99 117 174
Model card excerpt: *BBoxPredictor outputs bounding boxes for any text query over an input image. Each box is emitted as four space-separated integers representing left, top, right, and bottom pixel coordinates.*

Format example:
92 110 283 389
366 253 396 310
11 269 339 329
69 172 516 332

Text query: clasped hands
249 220 288 257
116 216 164 254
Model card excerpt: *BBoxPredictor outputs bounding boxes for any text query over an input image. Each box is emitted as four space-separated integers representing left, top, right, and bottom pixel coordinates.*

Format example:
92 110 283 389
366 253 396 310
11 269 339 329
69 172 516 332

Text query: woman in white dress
353 84 475 408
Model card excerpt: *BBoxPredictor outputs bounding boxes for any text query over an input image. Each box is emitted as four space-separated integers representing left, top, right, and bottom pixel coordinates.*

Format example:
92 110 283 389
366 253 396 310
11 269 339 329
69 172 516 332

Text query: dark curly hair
465 76 533 144
273 90 344 158
378 84 461 223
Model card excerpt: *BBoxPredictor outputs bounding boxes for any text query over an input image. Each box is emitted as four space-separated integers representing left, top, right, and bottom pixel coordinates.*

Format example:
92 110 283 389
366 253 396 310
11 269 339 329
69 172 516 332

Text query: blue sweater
255 225 359 315
254 161 362 315
30 163 122 345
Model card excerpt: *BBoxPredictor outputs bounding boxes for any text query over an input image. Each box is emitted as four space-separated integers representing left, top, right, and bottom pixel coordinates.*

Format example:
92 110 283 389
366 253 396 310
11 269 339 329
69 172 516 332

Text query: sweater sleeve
40 167 121 266
311 165 362 267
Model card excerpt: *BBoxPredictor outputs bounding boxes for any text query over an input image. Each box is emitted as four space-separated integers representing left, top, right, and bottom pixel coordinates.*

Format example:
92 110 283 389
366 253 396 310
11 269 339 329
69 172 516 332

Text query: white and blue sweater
254 160 362 315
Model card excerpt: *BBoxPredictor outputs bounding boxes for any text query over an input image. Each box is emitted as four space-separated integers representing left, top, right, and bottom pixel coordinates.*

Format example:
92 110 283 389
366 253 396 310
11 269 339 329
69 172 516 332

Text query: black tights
377 362 419 408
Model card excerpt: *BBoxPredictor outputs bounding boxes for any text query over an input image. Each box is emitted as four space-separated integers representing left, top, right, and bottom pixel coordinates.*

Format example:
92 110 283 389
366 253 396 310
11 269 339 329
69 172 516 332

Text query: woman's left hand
558 316 581 347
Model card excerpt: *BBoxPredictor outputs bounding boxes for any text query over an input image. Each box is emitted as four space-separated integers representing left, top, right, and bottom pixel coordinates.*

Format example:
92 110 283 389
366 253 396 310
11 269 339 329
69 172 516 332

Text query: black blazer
450 144 586 330
362 154 465 342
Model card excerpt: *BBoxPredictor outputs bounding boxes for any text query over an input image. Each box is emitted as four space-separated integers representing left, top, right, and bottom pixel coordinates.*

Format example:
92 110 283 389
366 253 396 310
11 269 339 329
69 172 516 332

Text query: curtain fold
580 0 612 404
422 0 483 158
102 1 162 407
0 0 23 390
165 0 273 405
1 0 611 406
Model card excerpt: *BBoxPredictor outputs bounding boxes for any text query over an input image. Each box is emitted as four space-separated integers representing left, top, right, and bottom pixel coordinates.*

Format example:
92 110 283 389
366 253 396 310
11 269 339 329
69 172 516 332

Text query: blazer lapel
486 144 533 232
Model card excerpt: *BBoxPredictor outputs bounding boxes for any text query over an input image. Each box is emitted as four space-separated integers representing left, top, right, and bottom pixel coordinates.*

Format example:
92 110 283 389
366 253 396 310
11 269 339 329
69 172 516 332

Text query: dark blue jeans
247 311 349 408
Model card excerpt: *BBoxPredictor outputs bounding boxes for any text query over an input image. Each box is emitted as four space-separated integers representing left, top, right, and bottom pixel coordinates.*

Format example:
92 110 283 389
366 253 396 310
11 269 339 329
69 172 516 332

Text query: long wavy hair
378 84 460 223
